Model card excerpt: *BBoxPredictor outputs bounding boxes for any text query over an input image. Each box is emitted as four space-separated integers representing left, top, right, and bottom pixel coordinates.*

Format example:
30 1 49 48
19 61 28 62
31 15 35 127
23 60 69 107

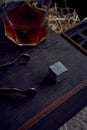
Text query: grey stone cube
49 61 68 82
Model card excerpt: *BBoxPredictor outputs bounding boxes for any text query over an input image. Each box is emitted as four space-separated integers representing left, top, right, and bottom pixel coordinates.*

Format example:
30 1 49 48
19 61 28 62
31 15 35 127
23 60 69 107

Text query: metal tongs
0 53 37 98
0 87 38 97
0 53 30 68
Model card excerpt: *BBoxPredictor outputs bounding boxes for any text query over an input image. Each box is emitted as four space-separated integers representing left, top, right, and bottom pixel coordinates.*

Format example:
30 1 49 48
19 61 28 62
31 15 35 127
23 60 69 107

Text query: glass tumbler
1 0 51 46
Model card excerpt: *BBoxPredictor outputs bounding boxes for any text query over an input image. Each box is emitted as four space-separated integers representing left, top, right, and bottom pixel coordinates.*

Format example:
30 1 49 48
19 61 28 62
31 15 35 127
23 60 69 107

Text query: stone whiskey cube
49 61 68 82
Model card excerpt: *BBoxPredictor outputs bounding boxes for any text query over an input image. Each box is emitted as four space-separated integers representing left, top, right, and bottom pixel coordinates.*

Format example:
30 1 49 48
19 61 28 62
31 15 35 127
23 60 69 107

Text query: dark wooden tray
0 10 87 130
62 20 87 55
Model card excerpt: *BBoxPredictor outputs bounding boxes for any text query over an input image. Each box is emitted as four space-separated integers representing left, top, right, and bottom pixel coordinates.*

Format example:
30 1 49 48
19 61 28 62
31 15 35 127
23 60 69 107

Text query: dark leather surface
0 11 87 130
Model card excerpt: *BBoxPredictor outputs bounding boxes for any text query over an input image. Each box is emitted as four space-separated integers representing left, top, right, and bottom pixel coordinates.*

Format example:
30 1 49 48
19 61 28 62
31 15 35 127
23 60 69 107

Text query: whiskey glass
1 0 51 46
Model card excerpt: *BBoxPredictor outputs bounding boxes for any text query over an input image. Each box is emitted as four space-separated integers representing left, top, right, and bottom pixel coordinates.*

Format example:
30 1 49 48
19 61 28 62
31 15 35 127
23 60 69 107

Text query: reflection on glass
3 0 51 46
